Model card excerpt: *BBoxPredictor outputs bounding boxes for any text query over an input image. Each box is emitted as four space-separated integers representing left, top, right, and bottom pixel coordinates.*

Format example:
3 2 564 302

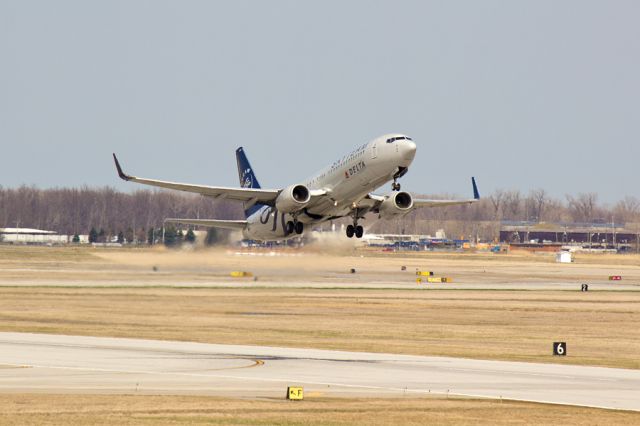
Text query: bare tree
566 193 598 223
0 186 243 239
502 190 522 220
614 196 640 223
527 189 547 222
489 189 505 220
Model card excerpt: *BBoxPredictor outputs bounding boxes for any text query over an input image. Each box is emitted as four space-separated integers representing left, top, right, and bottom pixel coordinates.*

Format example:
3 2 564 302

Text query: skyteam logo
241 168 253 188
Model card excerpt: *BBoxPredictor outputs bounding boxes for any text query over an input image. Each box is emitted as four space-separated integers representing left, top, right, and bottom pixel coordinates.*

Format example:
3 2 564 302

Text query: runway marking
2 362 637 412
198 358 264 371
0 339 264 367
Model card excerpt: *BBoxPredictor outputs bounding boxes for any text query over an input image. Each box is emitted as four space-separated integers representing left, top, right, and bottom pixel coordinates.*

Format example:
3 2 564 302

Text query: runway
0 333 638 411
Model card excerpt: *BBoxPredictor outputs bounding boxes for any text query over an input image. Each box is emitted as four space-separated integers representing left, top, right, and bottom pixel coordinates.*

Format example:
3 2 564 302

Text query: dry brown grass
2 244 639 288
0 394 638 425
0 245 639 369
0 286 638 369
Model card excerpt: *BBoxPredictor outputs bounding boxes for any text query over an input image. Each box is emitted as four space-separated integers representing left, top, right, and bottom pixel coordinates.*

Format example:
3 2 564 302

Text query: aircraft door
371 142 377 159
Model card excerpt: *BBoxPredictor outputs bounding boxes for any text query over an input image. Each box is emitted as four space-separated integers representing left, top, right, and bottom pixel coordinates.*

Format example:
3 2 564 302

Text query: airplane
113 134 479 241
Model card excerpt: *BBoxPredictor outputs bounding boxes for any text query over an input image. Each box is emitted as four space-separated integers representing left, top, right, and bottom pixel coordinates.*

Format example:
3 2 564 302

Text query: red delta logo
345 161 366 179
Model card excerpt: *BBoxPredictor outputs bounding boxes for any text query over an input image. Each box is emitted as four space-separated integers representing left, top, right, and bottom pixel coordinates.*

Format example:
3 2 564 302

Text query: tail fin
235 147 265 217
236 147 261 189
472 177 480 200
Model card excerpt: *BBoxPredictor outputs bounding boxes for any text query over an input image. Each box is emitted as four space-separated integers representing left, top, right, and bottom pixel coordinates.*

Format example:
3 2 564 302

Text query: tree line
1 185 639 242
0 185 241 243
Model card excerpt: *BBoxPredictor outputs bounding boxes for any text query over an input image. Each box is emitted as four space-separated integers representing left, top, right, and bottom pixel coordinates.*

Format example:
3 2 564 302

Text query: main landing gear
346 224 364 239
285 220 304 235
391 180 401 191
346 208 364 239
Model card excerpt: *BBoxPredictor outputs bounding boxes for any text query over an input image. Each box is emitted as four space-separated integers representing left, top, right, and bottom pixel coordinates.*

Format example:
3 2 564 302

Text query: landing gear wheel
355 225 364 239
285 221 295 234
294 221 304 234
346 224 355 238
392 182 401 191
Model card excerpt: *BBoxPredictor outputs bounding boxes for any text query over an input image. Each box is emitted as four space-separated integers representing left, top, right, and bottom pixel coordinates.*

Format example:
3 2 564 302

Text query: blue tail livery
235 147 265 217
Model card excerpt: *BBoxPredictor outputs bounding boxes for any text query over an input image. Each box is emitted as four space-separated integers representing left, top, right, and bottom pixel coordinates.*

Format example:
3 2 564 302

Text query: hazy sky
1 1 638 203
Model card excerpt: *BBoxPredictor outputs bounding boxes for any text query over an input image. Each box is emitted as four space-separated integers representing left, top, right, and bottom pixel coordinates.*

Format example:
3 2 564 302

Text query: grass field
0 245 639 424
2 245 640 287
1 394 639 425
0 245 639 369
0 286 638 369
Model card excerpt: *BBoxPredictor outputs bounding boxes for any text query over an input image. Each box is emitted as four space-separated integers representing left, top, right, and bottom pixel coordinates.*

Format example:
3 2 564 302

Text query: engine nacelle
275 184 311 213
378 191 414 219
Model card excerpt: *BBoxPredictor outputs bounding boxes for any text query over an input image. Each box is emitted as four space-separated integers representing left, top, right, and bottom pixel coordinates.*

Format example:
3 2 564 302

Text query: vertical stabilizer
235 147 265 217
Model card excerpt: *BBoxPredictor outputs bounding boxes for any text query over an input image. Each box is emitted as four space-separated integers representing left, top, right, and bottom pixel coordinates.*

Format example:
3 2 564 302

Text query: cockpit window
386 136 412 143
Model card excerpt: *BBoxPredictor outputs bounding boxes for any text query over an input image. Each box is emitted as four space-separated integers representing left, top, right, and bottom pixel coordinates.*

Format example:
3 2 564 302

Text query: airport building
0 228 87 244
499 221 640 250
361 230 468 251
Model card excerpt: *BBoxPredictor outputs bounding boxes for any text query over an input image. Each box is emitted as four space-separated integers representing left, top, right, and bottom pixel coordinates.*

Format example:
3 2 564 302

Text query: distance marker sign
553 342 567 356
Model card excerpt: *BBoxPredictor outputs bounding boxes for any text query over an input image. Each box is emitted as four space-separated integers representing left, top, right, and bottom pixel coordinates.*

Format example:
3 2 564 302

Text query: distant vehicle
113 134 479 241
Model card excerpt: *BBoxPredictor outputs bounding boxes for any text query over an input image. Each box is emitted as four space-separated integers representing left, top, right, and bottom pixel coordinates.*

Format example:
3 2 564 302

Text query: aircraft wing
413 177 480 208
113 154 279 203
164 218 248 230
366 177 480 213
412 198 476 208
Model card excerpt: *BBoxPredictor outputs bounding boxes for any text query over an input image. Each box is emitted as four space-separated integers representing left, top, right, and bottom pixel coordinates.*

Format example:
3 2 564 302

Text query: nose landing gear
391 166 408 191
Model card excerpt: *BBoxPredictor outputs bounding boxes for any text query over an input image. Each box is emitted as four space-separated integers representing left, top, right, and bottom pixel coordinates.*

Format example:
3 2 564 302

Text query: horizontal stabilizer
164 218 248 230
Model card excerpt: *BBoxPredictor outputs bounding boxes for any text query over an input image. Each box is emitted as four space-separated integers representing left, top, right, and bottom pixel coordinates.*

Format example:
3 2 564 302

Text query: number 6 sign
553 342 567 356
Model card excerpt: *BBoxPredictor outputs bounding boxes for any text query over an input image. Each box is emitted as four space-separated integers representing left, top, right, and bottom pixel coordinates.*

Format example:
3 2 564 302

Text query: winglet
472 177 480 200
112 153 132 181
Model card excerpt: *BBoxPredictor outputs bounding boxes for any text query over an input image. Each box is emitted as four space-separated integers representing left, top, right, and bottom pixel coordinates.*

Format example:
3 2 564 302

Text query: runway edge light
287 386 304 400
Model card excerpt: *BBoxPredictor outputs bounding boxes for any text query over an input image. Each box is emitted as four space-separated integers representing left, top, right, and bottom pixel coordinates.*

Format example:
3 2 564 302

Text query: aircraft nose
401 140 417 161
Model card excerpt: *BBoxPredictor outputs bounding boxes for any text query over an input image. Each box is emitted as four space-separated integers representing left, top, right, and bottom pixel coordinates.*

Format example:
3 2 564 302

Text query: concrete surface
0 332 638 411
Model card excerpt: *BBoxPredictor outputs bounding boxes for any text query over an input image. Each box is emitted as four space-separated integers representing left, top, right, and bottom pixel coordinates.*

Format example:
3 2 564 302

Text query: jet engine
275 184 311 213
378 191 414 219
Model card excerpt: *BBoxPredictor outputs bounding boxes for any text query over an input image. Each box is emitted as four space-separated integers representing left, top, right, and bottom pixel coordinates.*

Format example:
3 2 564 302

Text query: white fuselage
243 134 417 240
